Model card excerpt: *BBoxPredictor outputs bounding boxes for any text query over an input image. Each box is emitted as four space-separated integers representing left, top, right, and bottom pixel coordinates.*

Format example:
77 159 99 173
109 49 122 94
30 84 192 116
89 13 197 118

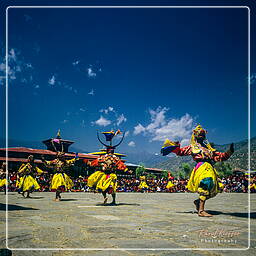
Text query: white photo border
5 5 251 251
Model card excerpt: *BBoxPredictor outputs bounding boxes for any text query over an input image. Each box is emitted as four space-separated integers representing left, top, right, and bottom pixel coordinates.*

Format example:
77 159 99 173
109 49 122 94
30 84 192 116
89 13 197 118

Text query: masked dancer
161 124 234 217
42 152 78 201
166 172 175 192
138 175 149 192
87 130 128 205
17 155 46 198
0 162 7 194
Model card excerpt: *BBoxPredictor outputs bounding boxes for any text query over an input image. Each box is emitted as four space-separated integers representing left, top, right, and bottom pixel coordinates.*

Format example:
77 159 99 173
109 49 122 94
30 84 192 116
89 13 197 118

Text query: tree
135 165 146 178
146 173 156 180
177 169 185 179
215 162 233 178
161 170 169 179
181 163 192 178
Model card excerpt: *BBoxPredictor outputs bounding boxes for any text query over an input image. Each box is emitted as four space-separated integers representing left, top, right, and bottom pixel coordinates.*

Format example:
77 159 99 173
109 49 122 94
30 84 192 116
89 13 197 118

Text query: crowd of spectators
2 170 255 193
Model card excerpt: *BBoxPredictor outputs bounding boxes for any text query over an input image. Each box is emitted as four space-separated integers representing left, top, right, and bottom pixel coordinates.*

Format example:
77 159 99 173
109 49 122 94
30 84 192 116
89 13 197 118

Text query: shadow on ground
0 203 38 211
58 199 78 201
0 248 12 256
176 210 256 219
96 202 140 206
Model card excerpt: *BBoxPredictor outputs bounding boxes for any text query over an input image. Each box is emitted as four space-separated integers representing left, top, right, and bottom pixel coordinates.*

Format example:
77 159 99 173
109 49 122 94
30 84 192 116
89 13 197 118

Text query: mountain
154 137 256 171
125 151 166 166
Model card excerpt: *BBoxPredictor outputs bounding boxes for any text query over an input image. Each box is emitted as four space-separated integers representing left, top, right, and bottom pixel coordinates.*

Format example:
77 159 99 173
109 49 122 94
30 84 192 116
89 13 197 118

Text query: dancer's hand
229 143 234 153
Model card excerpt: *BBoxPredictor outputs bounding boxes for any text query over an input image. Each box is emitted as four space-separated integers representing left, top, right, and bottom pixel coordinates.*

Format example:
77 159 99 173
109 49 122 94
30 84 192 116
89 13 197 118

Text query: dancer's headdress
97 130 125 154
190 124 215 153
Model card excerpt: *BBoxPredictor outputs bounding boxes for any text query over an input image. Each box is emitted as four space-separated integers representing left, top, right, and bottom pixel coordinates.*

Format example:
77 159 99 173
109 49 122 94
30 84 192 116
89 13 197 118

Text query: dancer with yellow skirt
166 172 175 192
0 162 7 194
88 149 128 205
138 176 149 192
87 130 128 205
161 125 234 217
17 155 46 198
42 152 78 201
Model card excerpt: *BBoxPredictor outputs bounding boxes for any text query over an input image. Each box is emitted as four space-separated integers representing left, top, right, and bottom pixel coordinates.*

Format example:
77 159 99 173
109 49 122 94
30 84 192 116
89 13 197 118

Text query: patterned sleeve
36 167 44 174
172 145 192 156
213 150 233 162
43 160 54 167
66 158 76 166
90 159 100 167
18 163 27 173
116 160 128 172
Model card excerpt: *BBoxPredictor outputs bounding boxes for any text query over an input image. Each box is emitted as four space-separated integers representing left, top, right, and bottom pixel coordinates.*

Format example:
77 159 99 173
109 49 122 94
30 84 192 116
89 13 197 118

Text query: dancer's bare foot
198 210 213 217
54 198 60 202
194 199 200 212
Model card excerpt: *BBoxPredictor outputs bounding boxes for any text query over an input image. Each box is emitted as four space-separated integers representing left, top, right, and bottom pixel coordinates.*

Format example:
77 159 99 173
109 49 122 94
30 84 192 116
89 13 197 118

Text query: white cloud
80 107 86 112
116 114 127 126
25 63 33 69
87 67 96 78
134 123 146 135
48 75 56 86
100 106 115 114
62 119 69 124
133 107 194 143
125 131 130 137
72 60 80 66
128 141 136 147
250 73 256 85
34 84 40 89
88 89 94 95
9 49 17 62
94 116 111 127
81 120 86 127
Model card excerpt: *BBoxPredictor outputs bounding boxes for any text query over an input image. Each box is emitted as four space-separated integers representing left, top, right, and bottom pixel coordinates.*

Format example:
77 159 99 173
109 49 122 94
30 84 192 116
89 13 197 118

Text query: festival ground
0 192 255 256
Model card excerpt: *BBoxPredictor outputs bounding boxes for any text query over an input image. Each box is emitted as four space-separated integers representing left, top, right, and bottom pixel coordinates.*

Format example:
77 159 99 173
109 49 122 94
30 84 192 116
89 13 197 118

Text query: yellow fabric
138 181 149 189
50 173 73 190
0 178 7 187
166 181 175 189
162 139 179 148
16 177 22 187
18 175 40 191
249 183 256 189
18 163 44 174
190 125 216 154
187 162 219 201
96 173 117 192
87 171 105 188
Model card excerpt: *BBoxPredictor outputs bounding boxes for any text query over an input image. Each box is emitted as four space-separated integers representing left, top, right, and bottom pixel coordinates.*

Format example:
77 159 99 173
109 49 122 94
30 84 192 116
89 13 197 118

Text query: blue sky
0 3 255 154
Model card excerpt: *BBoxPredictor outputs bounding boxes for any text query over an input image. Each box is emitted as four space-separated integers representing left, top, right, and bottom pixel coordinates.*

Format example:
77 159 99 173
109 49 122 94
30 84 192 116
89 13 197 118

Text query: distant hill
1 137 255 171
125 151 166 166
154 137 256 171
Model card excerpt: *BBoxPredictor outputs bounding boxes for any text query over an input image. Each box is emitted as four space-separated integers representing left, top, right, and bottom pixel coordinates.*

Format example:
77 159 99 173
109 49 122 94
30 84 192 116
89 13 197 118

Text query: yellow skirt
166 181 175 189
18 175 40 191
96 173 117 193
51 173 73 191
249 183 256 190
0 178 7 187
187 162 220 201
138 181 149 189
87 171 105 188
